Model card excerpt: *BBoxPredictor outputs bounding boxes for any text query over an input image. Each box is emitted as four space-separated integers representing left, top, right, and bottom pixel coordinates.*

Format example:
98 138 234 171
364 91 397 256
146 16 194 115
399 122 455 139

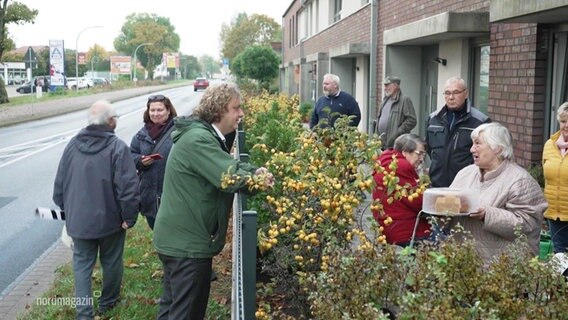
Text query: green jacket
153 116 257 258
376 90 417 149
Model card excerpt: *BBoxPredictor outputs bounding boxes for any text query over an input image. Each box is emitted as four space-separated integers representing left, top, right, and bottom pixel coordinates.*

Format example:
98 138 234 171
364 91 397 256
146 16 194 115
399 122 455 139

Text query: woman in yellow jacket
542 102 568 253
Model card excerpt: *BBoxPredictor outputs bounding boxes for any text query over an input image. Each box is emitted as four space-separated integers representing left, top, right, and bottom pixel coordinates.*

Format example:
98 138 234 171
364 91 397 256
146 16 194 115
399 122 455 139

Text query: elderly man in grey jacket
53 100 140 319
376 76 417 149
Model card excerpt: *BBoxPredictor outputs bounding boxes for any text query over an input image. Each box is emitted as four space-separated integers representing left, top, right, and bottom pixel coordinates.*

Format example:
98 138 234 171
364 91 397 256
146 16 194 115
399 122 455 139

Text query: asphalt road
0 82 199 296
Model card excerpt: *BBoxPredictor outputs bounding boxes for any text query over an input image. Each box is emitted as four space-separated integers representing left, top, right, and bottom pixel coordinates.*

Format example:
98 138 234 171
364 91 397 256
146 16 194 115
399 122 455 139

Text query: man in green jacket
153 82 273 320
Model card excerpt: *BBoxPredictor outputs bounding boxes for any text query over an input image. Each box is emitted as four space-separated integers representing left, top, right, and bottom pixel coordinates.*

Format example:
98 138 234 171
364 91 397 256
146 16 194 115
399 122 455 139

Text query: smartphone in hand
147 153 164 160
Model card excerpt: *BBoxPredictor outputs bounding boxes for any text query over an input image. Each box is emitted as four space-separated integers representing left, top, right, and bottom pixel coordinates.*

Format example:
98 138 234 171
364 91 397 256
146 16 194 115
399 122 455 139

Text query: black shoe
211 270 218 282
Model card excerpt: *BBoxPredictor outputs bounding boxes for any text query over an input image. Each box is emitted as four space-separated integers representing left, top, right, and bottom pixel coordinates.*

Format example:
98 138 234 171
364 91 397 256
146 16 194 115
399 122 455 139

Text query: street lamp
75 25 103 92
133 42 153 82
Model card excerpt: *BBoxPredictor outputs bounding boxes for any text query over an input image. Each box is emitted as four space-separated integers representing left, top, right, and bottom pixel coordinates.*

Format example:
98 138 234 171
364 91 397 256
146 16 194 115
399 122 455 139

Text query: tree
180 54 200 79
113 13 180 80
231 45 279 90
198 54 220 78
220 13 281 62
86 44 108 74
0 0 38 103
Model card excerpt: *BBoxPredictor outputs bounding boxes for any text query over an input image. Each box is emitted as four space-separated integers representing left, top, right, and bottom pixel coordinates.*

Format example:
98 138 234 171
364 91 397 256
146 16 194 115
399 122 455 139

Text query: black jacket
426 100 490 187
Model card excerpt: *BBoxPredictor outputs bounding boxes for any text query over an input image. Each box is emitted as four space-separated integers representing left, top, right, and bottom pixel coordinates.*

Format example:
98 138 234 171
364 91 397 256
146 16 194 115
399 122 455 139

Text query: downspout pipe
368 0 379 135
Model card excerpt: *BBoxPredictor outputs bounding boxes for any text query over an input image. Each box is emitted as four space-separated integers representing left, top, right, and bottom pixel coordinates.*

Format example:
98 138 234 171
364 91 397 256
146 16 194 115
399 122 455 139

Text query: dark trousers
157 254 212 320
548 218 568 253
72 230 126 319
145 216 156 230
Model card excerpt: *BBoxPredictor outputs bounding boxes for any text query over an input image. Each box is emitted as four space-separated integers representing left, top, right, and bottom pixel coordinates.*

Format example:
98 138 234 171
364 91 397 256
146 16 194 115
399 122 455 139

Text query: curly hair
192 82 241 124
143 94 178 123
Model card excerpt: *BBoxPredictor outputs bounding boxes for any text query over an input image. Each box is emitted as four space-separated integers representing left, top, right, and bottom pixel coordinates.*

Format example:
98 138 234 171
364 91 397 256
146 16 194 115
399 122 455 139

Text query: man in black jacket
426 77 491 187
53 100 140 319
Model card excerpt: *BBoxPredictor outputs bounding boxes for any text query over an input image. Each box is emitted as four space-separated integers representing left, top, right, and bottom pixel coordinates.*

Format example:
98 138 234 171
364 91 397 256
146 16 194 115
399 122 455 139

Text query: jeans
72 230 126 319
548 218 568 253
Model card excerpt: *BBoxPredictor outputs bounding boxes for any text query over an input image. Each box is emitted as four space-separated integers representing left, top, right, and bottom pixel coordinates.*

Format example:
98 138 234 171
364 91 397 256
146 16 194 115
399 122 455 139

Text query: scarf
146 121 168 140
556 134 568 158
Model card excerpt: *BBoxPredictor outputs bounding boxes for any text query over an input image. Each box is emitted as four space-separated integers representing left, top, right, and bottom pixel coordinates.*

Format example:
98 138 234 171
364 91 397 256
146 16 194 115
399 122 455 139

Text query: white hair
471 122 514 161
324 73 340 86
444 77 467 90
88 100 116 125
557 102 568 121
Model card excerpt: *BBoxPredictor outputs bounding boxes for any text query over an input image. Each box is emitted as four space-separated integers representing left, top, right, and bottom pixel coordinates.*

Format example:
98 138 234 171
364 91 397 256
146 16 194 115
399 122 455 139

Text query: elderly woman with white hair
448 122 547 264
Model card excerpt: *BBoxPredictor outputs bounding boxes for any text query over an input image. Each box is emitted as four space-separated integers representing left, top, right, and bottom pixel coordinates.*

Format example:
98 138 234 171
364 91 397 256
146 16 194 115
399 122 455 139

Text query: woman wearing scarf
543 102 568 253
130 94 178 229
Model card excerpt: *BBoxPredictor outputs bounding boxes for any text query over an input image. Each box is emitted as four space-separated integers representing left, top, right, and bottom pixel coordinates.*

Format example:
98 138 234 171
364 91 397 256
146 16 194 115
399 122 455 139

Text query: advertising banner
110 56 131 75
49 40 65 87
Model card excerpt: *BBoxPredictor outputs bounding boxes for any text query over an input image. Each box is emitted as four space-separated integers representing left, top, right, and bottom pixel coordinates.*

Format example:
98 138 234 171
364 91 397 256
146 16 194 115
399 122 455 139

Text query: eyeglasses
443 89 466 97
111 115 120 119
148 94 166 102
414 150 426 157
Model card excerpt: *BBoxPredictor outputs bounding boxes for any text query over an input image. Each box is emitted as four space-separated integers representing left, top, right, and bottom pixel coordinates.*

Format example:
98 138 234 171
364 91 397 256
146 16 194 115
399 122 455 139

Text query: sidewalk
0 241 72 319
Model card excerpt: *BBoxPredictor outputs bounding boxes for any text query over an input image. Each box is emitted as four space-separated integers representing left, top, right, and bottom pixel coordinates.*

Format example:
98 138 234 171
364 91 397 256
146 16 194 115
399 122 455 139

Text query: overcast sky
9 0 290 58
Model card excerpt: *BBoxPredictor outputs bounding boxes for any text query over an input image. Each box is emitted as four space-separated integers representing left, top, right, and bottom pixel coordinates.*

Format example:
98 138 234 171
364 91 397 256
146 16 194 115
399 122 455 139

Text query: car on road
193 77 209 91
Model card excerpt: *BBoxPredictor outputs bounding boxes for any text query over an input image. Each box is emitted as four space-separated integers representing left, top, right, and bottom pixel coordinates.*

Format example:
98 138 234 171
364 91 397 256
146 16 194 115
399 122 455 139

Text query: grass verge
18 219 232 320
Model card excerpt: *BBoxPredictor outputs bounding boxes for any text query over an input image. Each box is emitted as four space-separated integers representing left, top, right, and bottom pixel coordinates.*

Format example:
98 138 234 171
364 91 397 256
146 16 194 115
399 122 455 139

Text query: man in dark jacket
309 73 361 129
426 77 491 187
153 82 273 320
53 100 140 319
376 76 417 149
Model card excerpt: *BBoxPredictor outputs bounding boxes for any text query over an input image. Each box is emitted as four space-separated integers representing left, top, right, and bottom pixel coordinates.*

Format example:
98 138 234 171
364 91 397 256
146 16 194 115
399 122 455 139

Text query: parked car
16 75 50 94
193 77 209 91
89 77 110 87
66 77 92 90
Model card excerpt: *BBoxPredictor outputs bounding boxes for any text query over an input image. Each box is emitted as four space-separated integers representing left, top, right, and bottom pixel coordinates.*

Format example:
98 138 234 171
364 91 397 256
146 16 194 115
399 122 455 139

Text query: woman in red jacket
372 133 430 246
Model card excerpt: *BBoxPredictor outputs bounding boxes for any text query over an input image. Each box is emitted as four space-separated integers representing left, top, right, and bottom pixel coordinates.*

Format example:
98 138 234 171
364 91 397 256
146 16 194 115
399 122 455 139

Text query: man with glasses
376 76 417 149
426 77 491 187
53 100 140 319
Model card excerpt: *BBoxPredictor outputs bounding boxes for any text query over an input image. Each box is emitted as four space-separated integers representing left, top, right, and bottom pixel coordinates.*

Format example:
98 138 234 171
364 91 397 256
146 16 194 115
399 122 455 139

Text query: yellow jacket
542 131 568 221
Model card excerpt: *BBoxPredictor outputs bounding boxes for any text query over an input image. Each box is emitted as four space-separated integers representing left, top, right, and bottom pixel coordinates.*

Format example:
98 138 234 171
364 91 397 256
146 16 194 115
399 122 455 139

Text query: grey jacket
376 90 417 149
53 125 140 239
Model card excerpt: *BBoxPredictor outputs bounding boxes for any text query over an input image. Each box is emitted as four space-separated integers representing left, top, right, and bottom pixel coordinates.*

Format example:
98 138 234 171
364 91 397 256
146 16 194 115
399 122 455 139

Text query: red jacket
372 149 430 245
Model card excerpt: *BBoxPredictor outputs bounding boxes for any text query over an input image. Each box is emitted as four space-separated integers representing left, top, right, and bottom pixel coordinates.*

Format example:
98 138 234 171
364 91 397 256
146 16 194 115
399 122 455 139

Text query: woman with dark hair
130 94 178 229
372 133 430 246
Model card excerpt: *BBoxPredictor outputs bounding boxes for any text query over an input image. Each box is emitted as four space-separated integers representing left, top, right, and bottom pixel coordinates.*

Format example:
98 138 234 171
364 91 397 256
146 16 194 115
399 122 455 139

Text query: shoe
211 270 218 282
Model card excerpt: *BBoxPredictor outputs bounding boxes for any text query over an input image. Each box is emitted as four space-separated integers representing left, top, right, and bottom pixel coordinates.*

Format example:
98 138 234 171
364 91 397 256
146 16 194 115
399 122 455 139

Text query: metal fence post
242 210 257 319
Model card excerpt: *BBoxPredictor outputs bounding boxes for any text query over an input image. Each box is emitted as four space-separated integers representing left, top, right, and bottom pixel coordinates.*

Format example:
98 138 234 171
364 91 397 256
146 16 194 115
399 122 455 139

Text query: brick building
280 0 568 166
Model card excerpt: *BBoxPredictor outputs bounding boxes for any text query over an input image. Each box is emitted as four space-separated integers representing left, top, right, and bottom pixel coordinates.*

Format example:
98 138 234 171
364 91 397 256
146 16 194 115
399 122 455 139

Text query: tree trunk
0 78 10 104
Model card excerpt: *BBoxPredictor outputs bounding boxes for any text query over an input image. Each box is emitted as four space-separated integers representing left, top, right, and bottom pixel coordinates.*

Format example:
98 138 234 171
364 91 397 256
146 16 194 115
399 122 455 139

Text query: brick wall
301 6 371 56
489 23 548 166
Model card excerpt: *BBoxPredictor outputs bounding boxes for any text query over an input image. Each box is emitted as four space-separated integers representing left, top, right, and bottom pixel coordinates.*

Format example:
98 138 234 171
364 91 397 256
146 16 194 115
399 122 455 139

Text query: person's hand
122 221 129 230
255 167 274 189
141 155 154 167
469 207 486 221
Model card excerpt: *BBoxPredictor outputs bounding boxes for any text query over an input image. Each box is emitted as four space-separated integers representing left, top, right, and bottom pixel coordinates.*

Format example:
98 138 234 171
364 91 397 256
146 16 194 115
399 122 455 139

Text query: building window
472 45 490 115
333 0 342 22
549 32 568 135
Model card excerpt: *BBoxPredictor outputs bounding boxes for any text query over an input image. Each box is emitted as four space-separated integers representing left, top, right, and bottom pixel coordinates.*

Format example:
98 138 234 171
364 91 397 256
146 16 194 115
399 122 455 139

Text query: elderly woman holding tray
448 122 547 265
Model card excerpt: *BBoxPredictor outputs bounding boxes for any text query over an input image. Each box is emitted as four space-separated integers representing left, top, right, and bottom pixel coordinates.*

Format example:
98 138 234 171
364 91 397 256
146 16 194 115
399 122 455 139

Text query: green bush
299 102 313 123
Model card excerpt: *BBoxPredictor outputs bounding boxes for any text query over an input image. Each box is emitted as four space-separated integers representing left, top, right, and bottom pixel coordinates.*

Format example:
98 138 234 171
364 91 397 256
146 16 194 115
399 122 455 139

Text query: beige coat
449 160 547 264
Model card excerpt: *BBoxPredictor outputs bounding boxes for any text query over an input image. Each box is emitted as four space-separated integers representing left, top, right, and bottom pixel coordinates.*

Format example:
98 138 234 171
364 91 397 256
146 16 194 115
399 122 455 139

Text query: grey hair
445 77 467 90
557 102 568 121
324 73 340 86
393 133 426 153
471 122 514 161
87 100 116 125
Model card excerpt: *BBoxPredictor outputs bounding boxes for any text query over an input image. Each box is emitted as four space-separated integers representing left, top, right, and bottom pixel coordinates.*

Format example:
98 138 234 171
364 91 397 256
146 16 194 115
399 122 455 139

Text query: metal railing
231 128 257 320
